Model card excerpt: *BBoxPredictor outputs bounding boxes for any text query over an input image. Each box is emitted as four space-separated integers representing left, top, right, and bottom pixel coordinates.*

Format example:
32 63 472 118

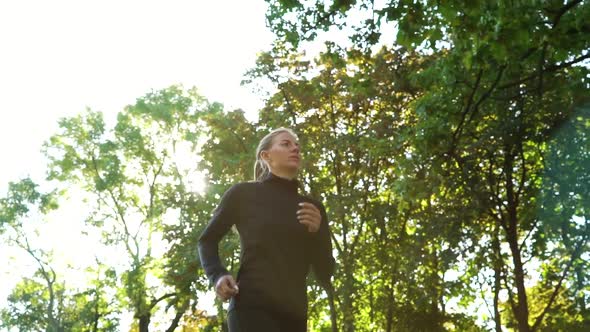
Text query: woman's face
262 131 301 173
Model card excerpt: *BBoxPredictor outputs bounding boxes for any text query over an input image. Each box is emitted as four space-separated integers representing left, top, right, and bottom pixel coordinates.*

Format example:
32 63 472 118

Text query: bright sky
0 0 271 191
0 0 272 329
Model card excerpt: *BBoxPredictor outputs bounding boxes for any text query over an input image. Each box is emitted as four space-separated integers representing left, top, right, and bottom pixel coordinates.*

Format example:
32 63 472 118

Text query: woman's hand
297 202 321 233
215 275 239 301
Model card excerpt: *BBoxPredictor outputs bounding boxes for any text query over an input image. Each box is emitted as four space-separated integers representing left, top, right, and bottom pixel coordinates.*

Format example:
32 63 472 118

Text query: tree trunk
507 228 530 332
493 224 503 332
165 300 189 332
431 250 444 332
342 266 355 332
92 290 100 332
216 301 227 332
327 283 339 332
385 281 395 332
504 151 530 332
138 314 150 332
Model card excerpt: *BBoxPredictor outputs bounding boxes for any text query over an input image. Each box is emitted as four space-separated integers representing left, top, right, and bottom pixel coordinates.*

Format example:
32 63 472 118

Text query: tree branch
552 0 583 28
150 292 178 311
498 52 590 90
519 218 539 254
469 66 506 123
452 69 483 144
532 222 590 330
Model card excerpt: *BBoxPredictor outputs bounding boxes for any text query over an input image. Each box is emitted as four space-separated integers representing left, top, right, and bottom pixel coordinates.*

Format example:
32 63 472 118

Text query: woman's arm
310 202 336 289
197 184 241 286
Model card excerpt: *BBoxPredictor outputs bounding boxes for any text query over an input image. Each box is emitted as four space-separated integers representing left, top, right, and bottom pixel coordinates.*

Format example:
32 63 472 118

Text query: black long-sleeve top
197 172 335 321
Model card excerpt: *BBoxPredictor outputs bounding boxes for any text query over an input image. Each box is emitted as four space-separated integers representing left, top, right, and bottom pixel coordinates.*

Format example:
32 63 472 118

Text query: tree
259 1 590 331
0 179 119 331
43 86 215 332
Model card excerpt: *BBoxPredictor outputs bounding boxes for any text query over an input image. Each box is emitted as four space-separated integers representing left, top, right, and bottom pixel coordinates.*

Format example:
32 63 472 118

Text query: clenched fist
215 275 239 301
297 202 321 233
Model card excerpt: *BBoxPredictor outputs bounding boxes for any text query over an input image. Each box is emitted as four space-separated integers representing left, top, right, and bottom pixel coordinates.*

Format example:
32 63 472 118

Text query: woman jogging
198 127 335 332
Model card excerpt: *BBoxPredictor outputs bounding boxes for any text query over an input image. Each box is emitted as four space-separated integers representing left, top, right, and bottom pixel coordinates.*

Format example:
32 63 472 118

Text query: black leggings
227 307 307 332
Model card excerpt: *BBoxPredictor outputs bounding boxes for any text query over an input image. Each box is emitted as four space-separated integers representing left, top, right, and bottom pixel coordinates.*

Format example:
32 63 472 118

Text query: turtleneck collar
261 171 299 193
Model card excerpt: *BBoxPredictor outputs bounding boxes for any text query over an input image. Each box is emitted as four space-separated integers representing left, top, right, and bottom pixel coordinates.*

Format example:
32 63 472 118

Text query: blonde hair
254 127 299 181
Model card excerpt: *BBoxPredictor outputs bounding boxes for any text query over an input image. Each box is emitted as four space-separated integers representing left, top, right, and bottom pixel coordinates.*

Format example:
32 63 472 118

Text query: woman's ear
260 150 271 163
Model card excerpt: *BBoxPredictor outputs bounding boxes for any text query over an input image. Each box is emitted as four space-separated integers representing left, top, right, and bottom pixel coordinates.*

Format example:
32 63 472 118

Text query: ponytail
254 158 271 182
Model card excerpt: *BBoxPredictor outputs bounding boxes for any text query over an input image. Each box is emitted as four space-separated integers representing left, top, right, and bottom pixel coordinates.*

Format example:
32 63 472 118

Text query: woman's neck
270 168 298 180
